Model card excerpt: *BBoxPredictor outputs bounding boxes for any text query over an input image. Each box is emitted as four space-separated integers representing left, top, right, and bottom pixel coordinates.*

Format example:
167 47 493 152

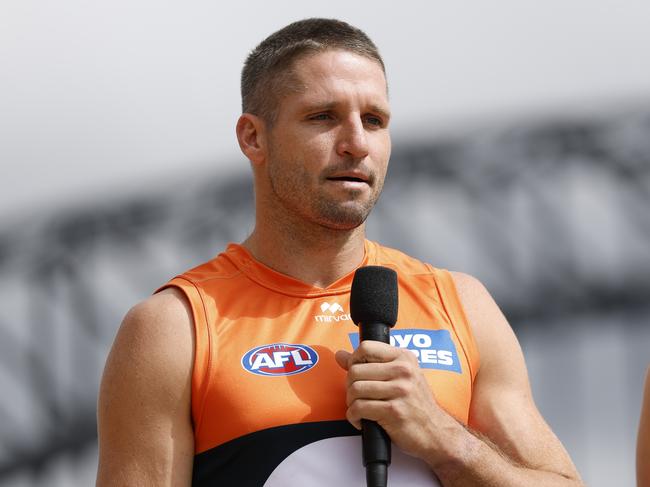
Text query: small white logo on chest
320 302 343 313
315 302 351 323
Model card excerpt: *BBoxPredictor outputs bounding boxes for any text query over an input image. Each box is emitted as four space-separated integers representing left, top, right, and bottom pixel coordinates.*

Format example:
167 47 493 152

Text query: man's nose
336 117 369 159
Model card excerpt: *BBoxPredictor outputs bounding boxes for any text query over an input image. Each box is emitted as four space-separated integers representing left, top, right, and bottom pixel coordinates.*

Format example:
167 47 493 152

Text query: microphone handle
360 322 391 487
360 321 391 343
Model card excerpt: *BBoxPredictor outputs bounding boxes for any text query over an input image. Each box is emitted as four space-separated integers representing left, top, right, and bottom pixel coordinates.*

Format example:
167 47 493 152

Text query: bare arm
434 272 583 485
638 367 650 487
96 288 194 486
335 272 582 486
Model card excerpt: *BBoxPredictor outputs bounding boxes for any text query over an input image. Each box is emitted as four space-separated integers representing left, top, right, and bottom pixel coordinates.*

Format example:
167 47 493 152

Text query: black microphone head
350 266 398 327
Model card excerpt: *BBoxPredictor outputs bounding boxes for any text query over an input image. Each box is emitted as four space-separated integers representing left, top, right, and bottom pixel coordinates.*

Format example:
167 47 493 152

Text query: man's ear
236 113 267 165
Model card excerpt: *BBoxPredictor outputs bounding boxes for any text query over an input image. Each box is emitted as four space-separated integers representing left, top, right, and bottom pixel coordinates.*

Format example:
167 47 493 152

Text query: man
96 18 583 486
639 367 650 486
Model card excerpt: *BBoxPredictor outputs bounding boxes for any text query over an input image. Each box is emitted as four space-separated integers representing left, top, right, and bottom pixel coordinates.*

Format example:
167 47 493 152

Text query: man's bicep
96 289 195 486
452 272 580 478
467 322 569 470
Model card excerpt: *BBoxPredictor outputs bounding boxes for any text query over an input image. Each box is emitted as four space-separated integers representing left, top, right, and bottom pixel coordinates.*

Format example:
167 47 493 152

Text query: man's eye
365 116 383 127
310 113 332 121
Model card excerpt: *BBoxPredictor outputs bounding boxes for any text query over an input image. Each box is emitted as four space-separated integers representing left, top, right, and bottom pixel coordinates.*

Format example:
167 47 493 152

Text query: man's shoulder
116 288 195 362
448 271 487 297
101 289 194 405
371 242 490 293
371 241 435 276
370 242 490 303
169 244 245 286
446 271 502 324
446 271 513 368
97 291 194 485
129 287 193 325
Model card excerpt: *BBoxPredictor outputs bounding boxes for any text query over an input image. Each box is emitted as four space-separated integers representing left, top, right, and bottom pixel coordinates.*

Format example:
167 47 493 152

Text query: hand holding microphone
338 266 450 486
349 266 399 487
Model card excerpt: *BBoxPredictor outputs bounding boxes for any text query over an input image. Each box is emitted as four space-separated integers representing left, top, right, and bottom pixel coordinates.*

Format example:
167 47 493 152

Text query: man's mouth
327 176 367 183
325 169 372 185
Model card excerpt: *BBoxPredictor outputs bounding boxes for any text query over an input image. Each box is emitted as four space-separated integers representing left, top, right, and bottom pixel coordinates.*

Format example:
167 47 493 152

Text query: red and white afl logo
241 343 319 376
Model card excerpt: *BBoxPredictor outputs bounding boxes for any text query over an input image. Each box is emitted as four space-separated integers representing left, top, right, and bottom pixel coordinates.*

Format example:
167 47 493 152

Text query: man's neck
242 222 366 289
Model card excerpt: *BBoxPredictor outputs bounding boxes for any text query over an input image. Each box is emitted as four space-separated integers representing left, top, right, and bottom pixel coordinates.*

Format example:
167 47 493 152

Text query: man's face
263 49 391 231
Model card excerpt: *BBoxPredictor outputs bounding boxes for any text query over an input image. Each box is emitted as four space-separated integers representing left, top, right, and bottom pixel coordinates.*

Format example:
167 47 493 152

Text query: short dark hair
241 18 385 123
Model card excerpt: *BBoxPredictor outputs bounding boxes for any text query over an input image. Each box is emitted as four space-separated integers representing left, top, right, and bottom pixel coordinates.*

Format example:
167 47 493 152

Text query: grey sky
1 0 649 222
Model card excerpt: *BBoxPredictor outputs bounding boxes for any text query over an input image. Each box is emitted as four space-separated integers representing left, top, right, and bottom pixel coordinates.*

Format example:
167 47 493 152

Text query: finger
351 340 400 364
347 355 418 385
334 349 352 371
346 398 391 429
347 361 395 384
346 379 408 406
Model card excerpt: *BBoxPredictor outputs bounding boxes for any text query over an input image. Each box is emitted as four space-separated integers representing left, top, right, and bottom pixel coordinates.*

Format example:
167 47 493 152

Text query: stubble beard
310 188 379 230
266 156 385 233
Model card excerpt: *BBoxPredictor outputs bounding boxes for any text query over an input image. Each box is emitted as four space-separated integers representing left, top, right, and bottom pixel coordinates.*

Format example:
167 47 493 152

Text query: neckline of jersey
222 240 378 298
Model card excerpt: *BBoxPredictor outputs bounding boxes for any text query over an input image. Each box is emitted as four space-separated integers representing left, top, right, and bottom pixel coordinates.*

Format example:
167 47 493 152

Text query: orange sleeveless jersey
159 240 479 486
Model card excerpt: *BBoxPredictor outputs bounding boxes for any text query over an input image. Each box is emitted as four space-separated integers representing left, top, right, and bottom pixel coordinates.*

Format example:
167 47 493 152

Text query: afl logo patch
241 343 319 376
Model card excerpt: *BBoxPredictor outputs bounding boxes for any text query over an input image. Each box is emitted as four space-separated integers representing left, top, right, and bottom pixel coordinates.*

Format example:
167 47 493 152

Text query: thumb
334 349 352 371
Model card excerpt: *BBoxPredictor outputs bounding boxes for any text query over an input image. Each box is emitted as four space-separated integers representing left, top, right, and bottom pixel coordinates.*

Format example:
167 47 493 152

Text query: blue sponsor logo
348 329 462 374
241 343 319 376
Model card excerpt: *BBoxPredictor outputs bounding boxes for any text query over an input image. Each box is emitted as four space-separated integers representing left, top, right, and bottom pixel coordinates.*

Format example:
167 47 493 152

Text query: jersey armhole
428 266 480 387
156 276 212 446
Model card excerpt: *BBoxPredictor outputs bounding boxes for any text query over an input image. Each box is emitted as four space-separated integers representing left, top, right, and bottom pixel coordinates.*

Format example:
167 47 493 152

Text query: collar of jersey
223 240 378 298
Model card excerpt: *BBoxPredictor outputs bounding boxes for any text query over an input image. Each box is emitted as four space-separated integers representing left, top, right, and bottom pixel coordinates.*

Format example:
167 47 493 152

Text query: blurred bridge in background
1 109 649 486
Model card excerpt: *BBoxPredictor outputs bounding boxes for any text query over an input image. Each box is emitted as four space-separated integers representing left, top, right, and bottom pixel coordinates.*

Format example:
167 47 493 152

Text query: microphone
350 265 399 487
